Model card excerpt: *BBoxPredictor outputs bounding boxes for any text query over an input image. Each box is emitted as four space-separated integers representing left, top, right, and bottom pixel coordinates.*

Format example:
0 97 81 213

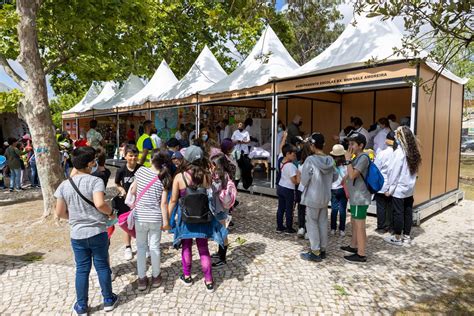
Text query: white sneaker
339 230 345 237
304 233 309 240
124 247 133 261
402 234 411 242
384 235 403 246
330 229 336 236
297 228 305 238
146 251 150 258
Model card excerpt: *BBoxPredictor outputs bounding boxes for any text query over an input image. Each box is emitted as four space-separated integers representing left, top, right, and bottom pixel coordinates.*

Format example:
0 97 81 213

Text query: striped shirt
134 167 164 223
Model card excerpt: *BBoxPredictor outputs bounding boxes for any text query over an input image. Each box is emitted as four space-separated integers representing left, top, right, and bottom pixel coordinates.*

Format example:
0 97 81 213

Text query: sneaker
180 275 193 287
384 235 403 246
285 228 297 234
276 227 286 234
211 252 220 259
300 251 322 262
320 251 326 259
330 229 336 236
340 245 358 253
344 253 367 263
205 282 215 293
72 302 88 316
228 220 235 227
103 294 119 312
339 230 345 237
151 275 162 288
374 228 386 234
297 227 305 238
124 247 133 261
402 234 411 242
9 189 13 192
212 259 227 268
137 277 148 291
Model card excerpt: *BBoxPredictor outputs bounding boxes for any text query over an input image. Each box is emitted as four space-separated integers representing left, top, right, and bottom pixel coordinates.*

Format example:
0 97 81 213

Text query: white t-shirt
297 164 304 192
151 134 161 149
374 128 390 155
279 161 297 190
332 165 347 190
231 129 250 154
175 131 182 140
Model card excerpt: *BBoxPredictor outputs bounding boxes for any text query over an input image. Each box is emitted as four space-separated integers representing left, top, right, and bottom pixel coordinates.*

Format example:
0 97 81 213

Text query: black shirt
92 168 111 188
115 164 141 193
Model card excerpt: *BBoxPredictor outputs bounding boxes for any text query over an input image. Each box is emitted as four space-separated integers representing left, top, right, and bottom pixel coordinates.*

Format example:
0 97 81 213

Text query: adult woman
373 117 391 155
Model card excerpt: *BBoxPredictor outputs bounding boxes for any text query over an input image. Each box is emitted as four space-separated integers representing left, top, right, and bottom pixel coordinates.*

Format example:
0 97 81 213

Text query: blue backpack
356 154 384 194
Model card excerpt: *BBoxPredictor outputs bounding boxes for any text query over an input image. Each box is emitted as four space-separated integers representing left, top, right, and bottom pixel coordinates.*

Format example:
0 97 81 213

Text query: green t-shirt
5 146 22 170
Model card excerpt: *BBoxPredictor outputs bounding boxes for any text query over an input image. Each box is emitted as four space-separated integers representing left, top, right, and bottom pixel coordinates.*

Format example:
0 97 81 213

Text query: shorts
350 205 368 220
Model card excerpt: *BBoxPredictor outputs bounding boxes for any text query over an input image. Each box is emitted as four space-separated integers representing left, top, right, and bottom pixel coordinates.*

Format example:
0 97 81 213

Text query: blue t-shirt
143 137 153 150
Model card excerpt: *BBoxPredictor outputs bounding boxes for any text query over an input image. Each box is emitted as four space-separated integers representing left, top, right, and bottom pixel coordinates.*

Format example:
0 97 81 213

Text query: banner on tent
199 84 273 103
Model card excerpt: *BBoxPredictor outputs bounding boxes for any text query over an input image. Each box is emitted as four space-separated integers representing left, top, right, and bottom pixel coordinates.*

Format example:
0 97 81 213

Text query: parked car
461 139 474 152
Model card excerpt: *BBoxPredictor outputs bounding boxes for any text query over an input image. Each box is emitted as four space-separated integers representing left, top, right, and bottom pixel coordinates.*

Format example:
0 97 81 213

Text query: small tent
90 75 145 111
63 82 105 114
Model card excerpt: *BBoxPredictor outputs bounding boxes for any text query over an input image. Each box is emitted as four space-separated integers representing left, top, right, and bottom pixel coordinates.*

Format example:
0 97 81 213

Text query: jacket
387 147 417 198
300 154 337 209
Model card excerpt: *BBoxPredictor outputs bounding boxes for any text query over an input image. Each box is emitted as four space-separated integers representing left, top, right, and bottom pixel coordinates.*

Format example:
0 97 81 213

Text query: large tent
91 74 144 111
63 82 105 115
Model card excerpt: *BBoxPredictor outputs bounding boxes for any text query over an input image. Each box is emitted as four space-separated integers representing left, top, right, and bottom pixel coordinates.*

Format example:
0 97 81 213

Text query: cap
183 145 203 163
330 144 346 156
166 137 180 148
171 151 183 160
308 132 325 147
220 138 234 153
347 132 367 146
386 131 396 141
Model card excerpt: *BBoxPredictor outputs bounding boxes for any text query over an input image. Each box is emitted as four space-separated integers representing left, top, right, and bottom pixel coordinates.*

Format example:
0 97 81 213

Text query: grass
333 284 349 296
20 253 44 262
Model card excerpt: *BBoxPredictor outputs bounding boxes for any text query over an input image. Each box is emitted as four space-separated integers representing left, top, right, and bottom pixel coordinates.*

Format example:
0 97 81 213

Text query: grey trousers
306 207 328 252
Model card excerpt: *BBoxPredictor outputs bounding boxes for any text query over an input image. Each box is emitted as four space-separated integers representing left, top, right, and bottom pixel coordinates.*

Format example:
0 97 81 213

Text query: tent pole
75 117 79 140
410 82 417 132
116 110 120 155
196 93 200 136
271 83 278 189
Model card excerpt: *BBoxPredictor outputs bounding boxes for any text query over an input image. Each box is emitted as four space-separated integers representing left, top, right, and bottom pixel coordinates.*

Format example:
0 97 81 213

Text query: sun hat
330 144 346 156
183 145 203 163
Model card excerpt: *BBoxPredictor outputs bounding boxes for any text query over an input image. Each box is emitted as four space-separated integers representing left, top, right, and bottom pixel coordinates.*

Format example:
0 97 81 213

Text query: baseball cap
171 151 183 160
347 132 367 146
220 138 234 153
183 145 203 163
166 137 180 148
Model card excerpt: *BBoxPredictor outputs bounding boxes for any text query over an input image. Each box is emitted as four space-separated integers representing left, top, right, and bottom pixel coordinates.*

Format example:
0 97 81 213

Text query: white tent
154 46 227 102
116 60 178 108
202 26 299 95
0 82 11 93
63 82 105 114
90 75 144 111
74 81 119 113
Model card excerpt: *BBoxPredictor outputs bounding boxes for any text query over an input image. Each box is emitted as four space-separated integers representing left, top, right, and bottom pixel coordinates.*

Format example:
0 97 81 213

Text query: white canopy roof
116 60 178 108
63 82 105 114
154 46 227 102
0 82 11 93
75 81 119 113
202 26 299 95
91 75 144 111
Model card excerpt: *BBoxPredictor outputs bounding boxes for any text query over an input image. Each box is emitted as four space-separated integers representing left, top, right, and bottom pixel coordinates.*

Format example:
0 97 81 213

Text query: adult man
86 120 104 149
136 120 157 167
127 124 136 145
388 114 400 131
5 137 22 192
287 115 303 142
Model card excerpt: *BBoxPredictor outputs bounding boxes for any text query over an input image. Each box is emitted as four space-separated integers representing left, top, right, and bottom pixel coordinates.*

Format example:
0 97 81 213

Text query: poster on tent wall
153 108 178 141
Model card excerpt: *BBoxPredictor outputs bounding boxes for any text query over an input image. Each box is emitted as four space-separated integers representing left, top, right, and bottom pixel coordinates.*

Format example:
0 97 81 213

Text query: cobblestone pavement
1 194 473 315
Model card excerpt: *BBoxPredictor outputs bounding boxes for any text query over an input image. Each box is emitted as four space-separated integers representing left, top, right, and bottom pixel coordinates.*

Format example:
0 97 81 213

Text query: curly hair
396 126 421 175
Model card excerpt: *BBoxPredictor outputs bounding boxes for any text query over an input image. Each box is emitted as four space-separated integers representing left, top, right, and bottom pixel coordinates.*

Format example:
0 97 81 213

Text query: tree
0 88 21 113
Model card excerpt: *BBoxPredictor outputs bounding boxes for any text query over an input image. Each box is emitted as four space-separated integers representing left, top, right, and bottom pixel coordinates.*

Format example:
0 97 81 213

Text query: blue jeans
9 168 21 190
70 232 113 307
30 163 39 186
276 185 295 230
330 188 348 231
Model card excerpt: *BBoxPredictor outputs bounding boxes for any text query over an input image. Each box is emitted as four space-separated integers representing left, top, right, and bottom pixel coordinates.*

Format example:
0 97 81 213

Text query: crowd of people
49 113 421 314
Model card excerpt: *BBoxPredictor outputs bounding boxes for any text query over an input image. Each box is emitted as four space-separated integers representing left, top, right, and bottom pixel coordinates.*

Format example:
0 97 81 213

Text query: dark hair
277 120 286 131
378 117 390 129
343 125 354 136
183 157 210 188
282 144 297 156
151 150 173 190
300 142 312 163
332 155 346 166
211 153 232 187
130 124 135 129
143 120 152 130
388 114 396 121
96 148 106 166
244 117 253 127
352 117 363 127
309 132 325 150
7 137 17 145
222 119 229 125
71 146 96 169
125 144 139 155
90 120 98 129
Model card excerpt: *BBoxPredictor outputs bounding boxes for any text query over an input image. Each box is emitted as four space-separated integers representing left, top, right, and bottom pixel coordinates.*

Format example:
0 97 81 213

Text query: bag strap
280 160 291 172
132 175 160 209
68 178 96 209
182 172 189 188
352 153 371 186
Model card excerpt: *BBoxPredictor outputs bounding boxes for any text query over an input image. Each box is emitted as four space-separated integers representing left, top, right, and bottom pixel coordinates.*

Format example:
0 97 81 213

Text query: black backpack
179 174 212 224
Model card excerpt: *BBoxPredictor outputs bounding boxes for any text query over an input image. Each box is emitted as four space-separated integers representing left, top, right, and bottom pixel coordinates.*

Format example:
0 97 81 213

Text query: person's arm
161 190 171 230
300 160 312 187
167 175 181 218
386 150 403 196
279 131 288 153
93 191 113 216
290 172 300 185
55 198 69 219
114 169 126 196
345 148 361 180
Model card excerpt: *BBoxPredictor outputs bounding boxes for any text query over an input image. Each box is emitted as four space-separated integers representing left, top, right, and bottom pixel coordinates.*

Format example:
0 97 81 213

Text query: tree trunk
16 0 64 218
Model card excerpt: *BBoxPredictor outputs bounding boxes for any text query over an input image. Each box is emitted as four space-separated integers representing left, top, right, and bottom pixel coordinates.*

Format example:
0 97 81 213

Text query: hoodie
300 154 337 209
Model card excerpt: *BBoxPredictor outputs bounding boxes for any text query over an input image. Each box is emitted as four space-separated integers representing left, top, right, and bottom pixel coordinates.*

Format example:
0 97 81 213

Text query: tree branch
0 55 25 86
44 54 70 75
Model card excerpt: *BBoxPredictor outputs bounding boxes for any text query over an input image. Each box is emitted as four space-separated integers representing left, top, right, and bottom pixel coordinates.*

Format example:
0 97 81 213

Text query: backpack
276 156 292 186
218 174 237 209
355 154 384 194
179 173 212 224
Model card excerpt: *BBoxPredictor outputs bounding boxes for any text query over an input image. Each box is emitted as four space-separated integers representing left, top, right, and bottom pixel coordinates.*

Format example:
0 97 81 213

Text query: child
341 132 371 263
114 145 141 260
295 142 312 238
276 144 300 234
329 144 348 237
54 146 118 314
92 149 111 187
171 151 184 169
129 150 171 291
299 133 337 262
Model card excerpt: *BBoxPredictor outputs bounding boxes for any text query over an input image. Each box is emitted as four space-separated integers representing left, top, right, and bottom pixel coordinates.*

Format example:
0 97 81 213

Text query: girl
130 150 171 291
384 126 421 246
295 141 312 238
329 144 348 237
168 145 227 293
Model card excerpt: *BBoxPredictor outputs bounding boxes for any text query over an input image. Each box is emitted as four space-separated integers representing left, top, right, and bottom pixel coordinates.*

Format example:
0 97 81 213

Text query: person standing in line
150 127 162 149
384 126 421 246
299 133 337 262
5 138 22 192
54 146 119 315
373 117 392 155
221 119 232 141
374 132 397 234
127 124 137 145
136 120 157 168
86 120 104 150
329 144 348 237
295 142 312 239
341 132 371 263
388 114 400 131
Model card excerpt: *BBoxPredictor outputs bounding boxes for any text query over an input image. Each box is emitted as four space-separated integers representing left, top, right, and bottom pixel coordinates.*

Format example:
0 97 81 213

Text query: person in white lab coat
373 117 392 155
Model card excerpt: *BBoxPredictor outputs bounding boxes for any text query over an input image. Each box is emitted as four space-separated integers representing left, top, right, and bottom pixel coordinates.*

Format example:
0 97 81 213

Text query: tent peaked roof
91 75 145 111
202 25 299 95
117 60 178 108
154 45 227 102
76 81 119 113
292 16 415 77
63 82 105 114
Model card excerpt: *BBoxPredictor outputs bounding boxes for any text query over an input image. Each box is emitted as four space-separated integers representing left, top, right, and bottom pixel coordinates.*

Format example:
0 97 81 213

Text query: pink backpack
219 174 237 209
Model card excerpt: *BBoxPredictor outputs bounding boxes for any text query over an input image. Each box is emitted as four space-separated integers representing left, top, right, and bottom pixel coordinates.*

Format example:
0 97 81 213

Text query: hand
333 135 340 141
108 213 117 220
384 192 391 197
283 131 288 139
345 147 353 161
118 187 126 196
161 224 171 231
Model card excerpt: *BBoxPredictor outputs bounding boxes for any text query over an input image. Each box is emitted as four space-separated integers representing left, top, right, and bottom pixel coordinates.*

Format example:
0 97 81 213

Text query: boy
92 149 111 187
276 144 300 234
171 151 184 169
5 138 22 192
341 132 371 263
299 133 337 262
114 145 141 260
54 146 118 314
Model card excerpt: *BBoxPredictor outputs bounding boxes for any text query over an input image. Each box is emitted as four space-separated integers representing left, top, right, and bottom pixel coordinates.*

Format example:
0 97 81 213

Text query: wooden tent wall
415 65 463 205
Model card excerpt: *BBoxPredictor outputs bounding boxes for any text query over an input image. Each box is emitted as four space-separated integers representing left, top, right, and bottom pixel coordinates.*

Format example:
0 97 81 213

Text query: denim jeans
9 168 21 190
30 163 39 186
135 221 162 279
276 185 295 230
330 188 348 231
70 232 113 307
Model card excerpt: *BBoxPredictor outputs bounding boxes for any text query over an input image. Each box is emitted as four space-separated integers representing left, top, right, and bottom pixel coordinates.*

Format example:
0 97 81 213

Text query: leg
8 168 15 190
349 206 358 249
124 232 132 247
148 223 162 278
284 188 295 229
305 207 321 252
356 219 367 256
318 208 329 251
276 186 286 230
403 196 414 236
392 197 404 238
181 239 193 277
15 169 21 189
330 190 339 231
196 238 213 283
70 237 92 307
90 232 113 300
338 189 348 232
386 196 394 231
135 222 149 279
374 193 387 230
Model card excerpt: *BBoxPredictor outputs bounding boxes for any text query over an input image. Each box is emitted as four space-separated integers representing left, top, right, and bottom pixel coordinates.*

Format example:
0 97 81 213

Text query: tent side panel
302 92 342 103
341 92 373 129
287 99 311 136
313 101 341 149
446 82 463 191
430 76 451 198
414 68 435 205
375 88 412 121
278 99 288 126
